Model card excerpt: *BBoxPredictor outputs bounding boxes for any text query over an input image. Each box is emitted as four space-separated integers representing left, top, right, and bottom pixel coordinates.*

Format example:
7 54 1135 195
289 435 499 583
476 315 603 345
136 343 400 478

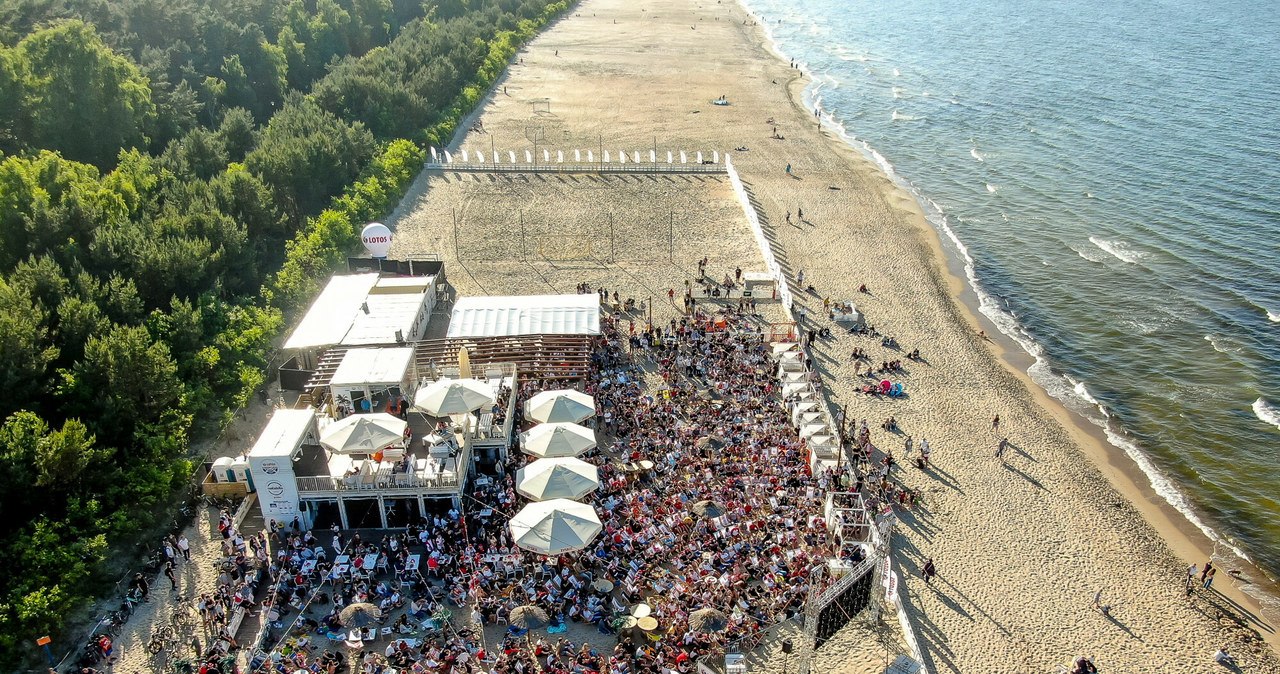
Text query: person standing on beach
995 437 1007 461
904 435 913 457
1200 560 1214 584
1186 563 1198 594
992 414 1000 430
785 163 791 174
1203 565 1217 589
922 558 936 584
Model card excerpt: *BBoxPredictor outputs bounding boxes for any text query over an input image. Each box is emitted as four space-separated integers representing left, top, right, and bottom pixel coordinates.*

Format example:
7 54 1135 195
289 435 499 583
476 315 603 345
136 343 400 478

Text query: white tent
525 390 595 423
414 378 494 415
519 422 597 458
516 457 600 501
447 294 600 339
509 499 602 555
320 413 406 454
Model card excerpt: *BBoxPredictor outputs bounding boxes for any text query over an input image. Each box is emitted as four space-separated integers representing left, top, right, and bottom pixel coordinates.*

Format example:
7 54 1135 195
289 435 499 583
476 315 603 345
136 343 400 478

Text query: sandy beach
390 0 1280 670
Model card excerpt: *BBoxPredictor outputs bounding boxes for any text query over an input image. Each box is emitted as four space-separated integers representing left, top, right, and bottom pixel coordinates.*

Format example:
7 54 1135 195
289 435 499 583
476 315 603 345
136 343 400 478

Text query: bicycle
148 624 175 654
170 598 197 630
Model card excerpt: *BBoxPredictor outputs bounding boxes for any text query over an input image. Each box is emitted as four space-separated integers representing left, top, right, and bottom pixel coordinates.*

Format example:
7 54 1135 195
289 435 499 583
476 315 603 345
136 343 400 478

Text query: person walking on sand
1203 565 1217 589
922 558 937 584
995 437 1007 460
904 435 913 457
1200 560 1214 584
785 163 792 174
164 560 178 591
992 414 1000 430
1186 563 1198 594
798 207 804 219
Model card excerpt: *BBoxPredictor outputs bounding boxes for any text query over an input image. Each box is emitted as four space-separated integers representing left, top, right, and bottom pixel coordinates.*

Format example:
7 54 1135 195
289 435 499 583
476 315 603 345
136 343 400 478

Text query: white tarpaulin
447 294 600 338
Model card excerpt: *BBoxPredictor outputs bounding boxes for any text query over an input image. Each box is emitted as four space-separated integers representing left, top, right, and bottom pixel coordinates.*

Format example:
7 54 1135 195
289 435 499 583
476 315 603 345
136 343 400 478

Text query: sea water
740 0 1280 590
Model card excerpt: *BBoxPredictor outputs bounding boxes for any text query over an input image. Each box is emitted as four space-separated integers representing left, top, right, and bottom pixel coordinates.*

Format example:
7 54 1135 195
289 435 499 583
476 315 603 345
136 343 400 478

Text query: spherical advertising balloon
361 222 392 258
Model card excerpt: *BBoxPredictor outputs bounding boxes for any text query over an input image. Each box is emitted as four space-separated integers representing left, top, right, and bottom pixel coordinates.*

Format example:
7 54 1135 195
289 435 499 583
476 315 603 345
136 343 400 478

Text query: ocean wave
893 68 901 76
1269 309 1280 323
985 183 1000 193
970 148 984 162
1254 398 1280 431
751 0 1261 583
891 110 921 121
1088 236 1147 264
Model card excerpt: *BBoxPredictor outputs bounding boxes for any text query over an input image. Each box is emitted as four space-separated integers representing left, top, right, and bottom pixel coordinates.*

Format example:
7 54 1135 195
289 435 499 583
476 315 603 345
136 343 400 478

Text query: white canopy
414 378 494 415
519 422 597 458
320 413 406 454
516 457 600 501
509 499 602 555
525 390 596 423
331 347 414 387
447 294 600 338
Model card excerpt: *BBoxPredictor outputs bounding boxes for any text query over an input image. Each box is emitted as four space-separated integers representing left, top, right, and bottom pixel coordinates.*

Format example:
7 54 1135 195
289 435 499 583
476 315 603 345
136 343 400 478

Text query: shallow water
741 0 1280 584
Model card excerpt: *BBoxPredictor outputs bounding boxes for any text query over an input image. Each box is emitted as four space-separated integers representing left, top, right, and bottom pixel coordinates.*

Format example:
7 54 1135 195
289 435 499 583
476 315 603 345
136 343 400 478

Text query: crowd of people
215 304 880 674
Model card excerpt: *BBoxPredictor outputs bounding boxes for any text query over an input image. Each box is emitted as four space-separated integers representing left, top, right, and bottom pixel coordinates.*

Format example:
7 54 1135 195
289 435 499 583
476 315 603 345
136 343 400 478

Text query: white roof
284 274 380 350
342 292 427 345
447 294 600 338
284 274 433 349
248 408 317 458
331 347 414 386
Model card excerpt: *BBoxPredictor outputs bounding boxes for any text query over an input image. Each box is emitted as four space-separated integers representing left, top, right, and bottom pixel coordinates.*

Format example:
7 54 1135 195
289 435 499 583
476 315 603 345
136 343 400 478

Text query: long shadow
1001 461 1047 491
1198 585 1277 635
934 574 1013 638
1099 608 1143 641
1003 439 1037 462
922 464 965 494
894 561 958 674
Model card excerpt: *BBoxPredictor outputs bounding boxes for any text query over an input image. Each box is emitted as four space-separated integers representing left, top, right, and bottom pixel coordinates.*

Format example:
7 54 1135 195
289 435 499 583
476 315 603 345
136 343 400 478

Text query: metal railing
423 161 727 174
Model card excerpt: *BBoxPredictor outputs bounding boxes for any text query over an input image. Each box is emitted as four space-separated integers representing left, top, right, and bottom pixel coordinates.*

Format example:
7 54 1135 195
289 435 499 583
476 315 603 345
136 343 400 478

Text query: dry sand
390 0 1280 670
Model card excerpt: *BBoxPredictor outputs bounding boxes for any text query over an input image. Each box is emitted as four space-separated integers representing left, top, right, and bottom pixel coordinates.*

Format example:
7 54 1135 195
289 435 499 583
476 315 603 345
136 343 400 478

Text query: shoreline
392 0 1280 667
734 1 1280 651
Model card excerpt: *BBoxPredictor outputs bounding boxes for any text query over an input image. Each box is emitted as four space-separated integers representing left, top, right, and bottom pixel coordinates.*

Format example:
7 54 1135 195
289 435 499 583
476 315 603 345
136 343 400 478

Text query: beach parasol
508 499 603 555
690 500 725 519
516 457 600 501
695 435 726 450
320 414 406 454
508 605 550 630
688 608 729 633
525 390 596 423
519 422 597 458
413 378 494 415
339 603 382 628
631 604 652 618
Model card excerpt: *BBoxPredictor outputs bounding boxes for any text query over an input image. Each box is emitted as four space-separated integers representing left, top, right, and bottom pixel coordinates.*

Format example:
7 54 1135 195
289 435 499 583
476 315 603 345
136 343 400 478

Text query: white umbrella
519 422 597 458
414 378 494 415
516 457 600 501
320 413 406 454
509 499 602 555
524 390 595 423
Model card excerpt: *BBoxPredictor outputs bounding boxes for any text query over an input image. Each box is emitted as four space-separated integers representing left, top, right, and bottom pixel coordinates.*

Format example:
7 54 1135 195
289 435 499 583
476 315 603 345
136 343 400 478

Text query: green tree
57 324 185 446
0 278 59 418
14 21 158 167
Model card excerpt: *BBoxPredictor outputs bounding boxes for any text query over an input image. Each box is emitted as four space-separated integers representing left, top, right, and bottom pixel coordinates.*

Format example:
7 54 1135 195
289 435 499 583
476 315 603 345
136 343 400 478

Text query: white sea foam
892 86 905 98
1255 398 1280 430
1268 309 1280 323
741 0 1259 577
1089 236 1146 264
893 68 901 76
970 148 984 162
891 110 920 121
986 183 999 193
1204 334 1229 354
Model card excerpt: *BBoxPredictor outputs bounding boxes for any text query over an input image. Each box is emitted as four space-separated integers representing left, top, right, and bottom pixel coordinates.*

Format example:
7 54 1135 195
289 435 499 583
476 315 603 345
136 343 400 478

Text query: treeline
0 0 573 662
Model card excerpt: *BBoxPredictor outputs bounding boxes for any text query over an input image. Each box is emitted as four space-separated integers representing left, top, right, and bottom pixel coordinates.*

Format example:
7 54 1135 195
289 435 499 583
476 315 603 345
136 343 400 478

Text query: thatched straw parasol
508 605 550 630
690 500 725 519
688 608 729 633
339 603 382 628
